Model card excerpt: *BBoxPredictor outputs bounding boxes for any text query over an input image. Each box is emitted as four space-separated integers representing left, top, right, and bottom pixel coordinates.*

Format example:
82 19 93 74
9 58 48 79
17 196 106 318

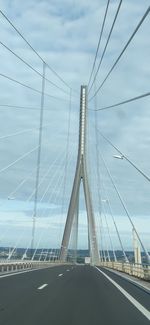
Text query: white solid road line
95 267 150 321
103 267 150 293
58 273 63 277
38 284 48 290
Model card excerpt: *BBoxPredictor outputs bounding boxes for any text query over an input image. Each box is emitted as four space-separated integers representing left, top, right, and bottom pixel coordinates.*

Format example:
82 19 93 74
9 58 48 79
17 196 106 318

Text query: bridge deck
0 265 149 325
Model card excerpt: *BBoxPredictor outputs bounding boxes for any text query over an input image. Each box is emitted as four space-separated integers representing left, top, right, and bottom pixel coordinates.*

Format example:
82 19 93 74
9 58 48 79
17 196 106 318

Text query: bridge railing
100 261 150 281
0 260 63 274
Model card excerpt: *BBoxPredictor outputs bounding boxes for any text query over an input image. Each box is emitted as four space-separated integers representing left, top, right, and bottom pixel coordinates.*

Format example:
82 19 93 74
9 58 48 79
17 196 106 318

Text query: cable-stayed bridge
0 3 150 325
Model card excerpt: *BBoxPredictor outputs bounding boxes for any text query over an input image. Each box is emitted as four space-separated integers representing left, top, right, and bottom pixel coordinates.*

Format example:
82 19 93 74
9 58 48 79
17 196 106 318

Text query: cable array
9 146 74 259
0 72 72 102
0 145 39 175
88 111 128 262
88 0 110 87
95 91 150 112
89 0 123 94
98 130 150 183
89 7 150 101
100 150 150 262
0 40 70 96
0 7 79 260
0 10 75 92
86 1 150 263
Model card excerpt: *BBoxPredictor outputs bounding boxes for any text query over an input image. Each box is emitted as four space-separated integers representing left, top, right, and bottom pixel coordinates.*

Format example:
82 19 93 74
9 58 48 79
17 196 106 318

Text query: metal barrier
100 261 150 281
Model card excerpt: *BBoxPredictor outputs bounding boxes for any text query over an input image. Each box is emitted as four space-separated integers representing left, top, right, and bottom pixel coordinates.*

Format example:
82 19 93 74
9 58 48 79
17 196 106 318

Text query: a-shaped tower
60 85 100 265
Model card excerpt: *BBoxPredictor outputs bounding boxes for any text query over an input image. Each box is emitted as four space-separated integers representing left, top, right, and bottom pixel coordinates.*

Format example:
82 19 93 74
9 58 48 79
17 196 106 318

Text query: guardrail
100 261 150 281
0 260 63 274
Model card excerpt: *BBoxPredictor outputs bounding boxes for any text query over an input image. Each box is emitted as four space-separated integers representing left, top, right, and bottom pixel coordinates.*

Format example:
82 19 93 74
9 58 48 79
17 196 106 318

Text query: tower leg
72 195 79 263
82 163 100 265
60 164 81 262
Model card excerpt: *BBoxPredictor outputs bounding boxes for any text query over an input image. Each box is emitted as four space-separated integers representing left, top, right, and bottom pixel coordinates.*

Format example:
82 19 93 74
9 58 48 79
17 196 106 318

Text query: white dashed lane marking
38 284 48 290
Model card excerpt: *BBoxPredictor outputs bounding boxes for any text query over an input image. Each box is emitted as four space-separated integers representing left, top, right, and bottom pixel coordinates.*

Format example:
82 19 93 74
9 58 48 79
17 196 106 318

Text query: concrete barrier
0 260 64 274
99 261 150 281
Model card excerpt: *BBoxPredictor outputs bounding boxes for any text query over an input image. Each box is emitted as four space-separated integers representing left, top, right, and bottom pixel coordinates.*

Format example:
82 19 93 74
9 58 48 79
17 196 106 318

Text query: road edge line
95 266 150 321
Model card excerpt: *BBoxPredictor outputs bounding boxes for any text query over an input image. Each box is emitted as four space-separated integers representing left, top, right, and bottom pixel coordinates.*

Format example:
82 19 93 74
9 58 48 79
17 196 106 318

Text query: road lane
0 264 149 325
98 266 150 310
95 267 150 321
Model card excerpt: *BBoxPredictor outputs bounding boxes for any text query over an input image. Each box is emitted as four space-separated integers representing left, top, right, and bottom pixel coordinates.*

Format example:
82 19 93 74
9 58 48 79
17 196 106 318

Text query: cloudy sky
0 0 149 253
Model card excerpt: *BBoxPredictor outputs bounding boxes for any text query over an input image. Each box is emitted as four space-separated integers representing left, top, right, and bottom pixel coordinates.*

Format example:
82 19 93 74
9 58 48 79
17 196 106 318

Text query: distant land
0 247 149 264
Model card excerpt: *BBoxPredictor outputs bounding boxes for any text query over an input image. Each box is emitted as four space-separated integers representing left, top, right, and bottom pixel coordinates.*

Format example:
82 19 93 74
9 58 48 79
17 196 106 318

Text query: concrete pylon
60 85 100 265
132 228 142 264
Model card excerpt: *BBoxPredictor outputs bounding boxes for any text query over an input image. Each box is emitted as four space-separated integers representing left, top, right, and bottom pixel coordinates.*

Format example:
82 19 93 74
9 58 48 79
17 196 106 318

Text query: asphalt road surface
0 264 149 325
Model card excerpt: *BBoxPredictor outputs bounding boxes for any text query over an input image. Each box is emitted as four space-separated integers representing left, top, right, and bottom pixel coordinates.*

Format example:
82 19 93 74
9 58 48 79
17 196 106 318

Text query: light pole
101 199 117 262
101 198 128 263
113 155 123 160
